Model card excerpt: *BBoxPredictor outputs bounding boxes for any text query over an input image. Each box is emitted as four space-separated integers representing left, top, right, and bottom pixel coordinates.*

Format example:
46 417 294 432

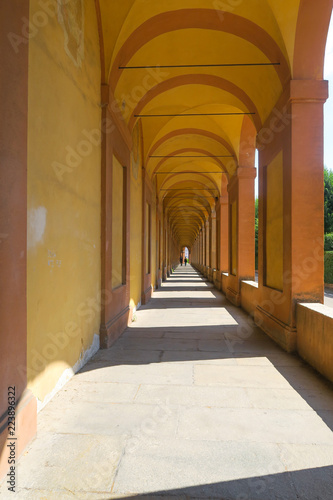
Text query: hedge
324 233 333 251
324 251 333 284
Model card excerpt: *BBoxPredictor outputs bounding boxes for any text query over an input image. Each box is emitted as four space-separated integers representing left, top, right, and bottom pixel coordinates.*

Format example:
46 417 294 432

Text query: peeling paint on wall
58 0 84 68
27 206 47 250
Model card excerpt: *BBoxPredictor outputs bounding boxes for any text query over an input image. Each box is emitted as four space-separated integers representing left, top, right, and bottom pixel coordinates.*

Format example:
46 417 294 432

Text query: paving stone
75 362 193 385
135 383 251 408
194 364 293 388
37 401 178 438
15 433 122 492
92 347 163 364
112 438 288 497
161 350 237 364
235 353 304 367
245 387 313 410
278 443 333 470
115 337 200 352
51 380 139 404
177 406 333 444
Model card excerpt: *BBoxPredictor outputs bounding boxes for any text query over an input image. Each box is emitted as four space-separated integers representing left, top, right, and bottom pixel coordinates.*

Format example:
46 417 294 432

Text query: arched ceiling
98 0 303 249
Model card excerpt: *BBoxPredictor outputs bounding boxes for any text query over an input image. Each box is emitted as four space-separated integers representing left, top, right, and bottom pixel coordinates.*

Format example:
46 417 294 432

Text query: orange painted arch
152 148 227 176
159 172 220 194
111 9 290 89
129 74 262 131
147 128 236 165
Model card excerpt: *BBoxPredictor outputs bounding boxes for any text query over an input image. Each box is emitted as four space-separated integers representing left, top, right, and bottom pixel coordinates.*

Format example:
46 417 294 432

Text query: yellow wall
27 0 101 404
231 201 237 275
112 155 124 289
129 150 142 310
266 151 284 291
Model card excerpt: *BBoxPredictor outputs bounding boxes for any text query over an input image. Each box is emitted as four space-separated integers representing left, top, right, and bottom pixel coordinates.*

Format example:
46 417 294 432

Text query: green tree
324 167 333 234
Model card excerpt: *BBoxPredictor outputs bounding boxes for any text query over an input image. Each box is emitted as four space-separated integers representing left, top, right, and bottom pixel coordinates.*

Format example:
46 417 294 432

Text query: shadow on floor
113 465 333 499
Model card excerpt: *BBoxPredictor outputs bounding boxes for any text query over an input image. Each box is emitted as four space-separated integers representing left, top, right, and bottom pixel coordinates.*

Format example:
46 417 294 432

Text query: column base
207 267 214 282
214 273 222 291
100 306 130 348
226 286 241 307
141 285 152 305
254 306 297 353
157 269 162 289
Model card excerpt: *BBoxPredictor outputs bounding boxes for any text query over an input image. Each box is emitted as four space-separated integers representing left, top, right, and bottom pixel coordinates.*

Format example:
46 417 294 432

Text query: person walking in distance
180 254 183 266
184 257 188 266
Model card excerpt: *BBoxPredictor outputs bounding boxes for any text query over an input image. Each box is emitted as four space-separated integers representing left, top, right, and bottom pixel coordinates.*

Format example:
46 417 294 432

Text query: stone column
210 210 217 270
0 0 37 480
219 195 229 272
237 167 256 281
205 219 210 269
255 79 328 352
226 167 256 305
201 224 206 267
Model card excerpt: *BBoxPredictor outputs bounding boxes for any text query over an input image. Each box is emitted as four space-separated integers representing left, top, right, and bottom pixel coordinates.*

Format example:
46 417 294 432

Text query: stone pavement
1 265 333 499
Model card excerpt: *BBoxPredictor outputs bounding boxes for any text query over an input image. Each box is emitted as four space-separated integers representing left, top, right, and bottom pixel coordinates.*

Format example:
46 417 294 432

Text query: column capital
228 168 256 192
289 79 328 105
237 166 257 179
219 195 229 206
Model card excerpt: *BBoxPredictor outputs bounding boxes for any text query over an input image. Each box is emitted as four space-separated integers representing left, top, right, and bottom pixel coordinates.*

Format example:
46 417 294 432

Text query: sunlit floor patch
130 306 239 328
155 290 217 298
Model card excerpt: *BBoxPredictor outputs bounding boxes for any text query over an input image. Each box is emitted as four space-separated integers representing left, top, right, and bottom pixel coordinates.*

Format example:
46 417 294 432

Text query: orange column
0 0 37 480
219 195 229 273
210 210 217 270
218 173 229 273
289 80 327 303
255 79 328 352
201 228 204 267
205 219 210 270
226 167 256 306
198 235 200 266
237 167 256 281
202 225 206 270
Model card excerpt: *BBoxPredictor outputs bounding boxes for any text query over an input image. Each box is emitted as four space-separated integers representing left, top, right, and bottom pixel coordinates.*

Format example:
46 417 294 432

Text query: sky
324 16 333 171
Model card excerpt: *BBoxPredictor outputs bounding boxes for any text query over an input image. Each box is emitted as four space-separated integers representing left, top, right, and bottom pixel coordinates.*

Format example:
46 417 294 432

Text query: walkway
325 286 333 308
2 266 333 499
